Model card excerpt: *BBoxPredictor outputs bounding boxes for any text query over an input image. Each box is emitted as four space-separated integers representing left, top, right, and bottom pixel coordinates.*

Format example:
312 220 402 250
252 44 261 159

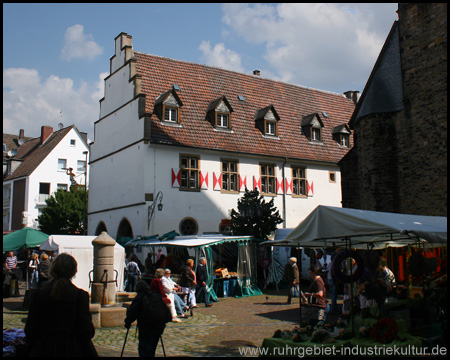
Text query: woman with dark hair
25 253 97 357
303 265 328 324
126 254 141 292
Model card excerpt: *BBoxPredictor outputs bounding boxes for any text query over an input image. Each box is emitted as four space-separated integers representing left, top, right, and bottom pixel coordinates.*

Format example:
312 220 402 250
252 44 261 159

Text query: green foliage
38 186 87 235
230 188 283 240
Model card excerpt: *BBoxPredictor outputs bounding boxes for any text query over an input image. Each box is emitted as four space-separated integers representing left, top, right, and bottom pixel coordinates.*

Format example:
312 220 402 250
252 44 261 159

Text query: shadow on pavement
255 307 301 323
3 298 26 312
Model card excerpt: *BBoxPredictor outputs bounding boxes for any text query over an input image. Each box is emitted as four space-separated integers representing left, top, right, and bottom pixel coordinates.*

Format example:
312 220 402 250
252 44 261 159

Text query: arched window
95 221 107 235
117 218 134 240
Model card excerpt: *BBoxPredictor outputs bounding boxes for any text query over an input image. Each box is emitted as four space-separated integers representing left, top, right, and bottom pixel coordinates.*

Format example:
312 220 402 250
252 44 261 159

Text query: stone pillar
91 232 116 305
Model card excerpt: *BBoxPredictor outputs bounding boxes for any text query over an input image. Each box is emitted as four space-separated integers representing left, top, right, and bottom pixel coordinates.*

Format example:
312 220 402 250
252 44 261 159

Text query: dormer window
164 106 178 123
332 124 351 148
207 96 233 130
311 127 321 141
340 134 349 147
266 121 276 136
216 113 229 128
255 105 280 137
301 113 324 142
153 89 183 125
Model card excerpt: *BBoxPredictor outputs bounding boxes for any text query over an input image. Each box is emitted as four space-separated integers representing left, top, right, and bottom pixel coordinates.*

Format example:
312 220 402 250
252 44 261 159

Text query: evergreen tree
230 188 283 240
38 186 87 235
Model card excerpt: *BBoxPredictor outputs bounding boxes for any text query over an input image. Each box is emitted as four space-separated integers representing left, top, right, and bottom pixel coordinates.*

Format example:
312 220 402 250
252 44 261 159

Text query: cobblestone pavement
3 282 331 357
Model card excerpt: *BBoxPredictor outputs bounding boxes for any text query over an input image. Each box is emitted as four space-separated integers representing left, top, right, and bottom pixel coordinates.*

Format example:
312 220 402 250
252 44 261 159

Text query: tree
38 186 88 235
230 188 283 240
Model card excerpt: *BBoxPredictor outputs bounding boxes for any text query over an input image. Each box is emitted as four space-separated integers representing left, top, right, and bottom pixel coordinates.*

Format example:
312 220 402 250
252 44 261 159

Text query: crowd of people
3 250 56 297
123 253 214 324
3 246 400 357
283 249 397 324
123 254 215 356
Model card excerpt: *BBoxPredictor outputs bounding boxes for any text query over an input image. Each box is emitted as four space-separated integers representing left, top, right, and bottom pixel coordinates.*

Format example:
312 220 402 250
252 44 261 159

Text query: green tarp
126 235 263 301
3 227 49 251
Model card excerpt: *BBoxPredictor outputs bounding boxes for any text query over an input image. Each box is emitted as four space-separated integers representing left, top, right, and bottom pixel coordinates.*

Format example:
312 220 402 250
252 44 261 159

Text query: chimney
19 129 25 139
253 70 260 76
343 91 360 104
40 126 53 145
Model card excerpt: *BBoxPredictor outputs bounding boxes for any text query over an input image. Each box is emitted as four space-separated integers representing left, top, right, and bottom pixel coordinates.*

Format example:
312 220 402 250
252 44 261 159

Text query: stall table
214 277 237 297
260 317 423 357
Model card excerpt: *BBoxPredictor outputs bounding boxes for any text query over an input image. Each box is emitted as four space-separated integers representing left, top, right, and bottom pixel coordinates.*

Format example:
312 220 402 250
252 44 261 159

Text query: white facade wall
4 128 89 230
89 140 343 238
99 66 136 120
88 144 146 214
27 129 89 227
92 98 143 159
88 32 344 240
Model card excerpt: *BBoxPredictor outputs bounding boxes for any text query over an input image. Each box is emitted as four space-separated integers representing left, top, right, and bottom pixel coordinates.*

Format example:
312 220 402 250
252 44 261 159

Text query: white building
3 125 89 231
88 33 356 240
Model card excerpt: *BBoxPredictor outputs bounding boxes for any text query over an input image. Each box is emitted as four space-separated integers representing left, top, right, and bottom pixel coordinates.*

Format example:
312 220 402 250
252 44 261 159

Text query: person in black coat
124 280 171 357
195 257 212 307
37 253 51 288
25 253 97 357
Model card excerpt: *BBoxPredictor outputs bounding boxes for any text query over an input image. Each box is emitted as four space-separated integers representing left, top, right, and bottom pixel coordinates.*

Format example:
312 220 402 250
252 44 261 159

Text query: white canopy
125 235 255 248
40 235 125 294
269 206 447 249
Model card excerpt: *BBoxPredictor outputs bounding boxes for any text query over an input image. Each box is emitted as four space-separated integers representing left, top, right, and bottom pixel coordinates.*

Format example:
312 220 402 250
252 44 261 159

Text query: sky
3 3 398 142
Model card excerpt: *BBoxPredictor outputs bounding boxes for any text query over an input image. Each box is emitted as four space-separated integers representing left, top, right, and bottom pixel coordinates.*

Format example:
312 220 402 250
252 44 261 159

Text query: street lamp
83 151 88 235
148 191 163 231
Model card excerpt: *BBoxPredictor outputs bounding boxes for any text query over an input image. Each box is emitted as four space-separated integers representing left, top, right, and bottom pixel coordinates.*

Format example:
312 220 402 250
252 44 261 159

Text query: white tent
40 235 125 294
269 205 447 249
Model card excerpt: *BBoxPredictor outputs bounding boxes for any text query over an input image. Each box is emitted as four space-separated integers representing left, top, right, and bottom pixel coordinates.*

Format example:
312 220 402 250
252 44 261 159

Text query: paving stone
3 282 320 357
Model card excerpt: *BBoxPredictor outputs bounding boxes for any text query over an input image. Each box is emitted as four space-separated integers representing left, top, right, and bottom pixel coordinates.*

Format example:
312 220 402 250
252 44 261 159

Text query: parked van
271 228 331 281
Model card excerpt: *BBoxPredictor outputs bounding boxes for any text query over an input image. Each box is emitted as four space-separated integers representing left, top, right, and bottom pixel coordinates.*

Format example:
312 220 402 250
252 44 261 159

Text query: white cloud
3 68 99 138
61 24 103 61
221 3 398 92
199 40 245 73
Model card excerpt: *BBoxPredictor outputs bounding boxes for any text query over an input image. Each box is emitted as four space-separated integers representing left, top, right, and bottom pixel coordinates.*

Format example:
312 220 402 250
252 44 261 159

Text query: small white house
3 125 89 231
88 33 356 240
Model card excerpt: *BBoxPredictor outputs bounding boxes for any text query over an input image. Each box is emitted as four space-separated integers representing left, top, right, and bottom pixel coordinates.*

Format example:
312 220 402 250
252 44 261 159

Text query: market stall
260 316 424 357
269 205 447 249
262 206 447 341
125 235 263 303
3 227 50 293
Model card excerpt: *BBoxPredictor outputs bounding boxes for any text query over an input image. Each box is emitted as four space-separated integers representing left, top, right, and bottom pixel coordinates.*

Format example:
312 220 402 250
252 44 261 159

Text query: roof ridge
133 51 347 98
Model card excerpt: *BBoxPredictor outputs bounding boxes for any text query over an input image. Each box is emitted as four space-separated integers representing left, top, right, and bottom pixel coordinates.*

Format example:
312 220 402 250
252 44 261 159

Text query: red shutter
253 176 261 191
213 172 222 191
172 169 180 188
285 178 292 194
239 175 247 192
307 180 314 196
277 178 284 194
200 171 208 189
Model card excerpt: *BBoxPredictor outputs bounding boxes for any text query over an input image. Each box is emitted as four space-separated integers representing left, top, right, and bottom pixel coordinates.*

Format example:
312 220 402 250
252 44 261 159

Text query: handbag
290 285 300 297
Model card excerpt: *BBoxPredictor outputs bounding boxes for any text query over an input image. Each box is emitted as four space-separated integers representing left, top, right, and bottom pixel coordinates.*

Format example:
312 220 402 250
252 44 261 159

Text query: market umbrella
3 227 49 252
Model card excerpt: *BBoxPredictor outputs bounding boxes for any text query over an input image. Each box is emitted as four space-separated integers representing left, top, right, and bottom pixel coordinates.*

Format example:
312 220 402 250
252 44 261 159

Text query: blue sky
3 3 398 141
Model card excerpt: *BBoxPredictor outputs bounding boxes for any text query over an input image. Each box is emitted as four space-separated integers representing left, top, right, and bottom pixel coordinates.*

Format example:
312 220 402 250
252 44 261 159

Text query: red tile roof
134 52 355 163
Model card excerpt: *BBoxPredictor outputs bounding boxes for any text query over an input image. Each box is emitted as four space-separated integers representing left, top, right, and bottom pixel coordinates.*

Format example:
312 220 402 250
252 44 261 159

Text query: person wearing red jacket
150 268 181 322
